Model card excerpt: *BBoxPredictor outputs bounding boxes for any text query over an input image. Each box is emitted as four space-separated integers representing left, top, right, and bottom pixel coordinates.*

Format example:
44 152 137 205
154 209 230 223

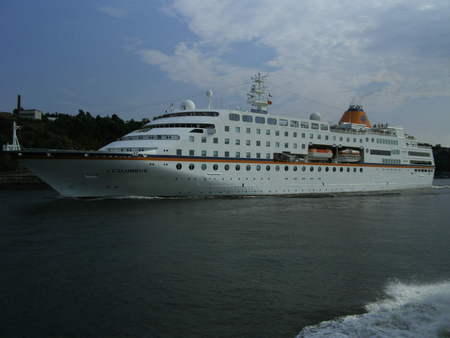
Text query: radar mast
247 73 272 114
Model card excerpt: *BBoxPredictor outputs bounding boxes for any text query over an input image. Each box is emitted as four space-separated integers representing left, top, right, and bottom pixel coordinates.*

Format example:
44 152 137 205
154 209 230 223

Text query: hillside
0 111 147 171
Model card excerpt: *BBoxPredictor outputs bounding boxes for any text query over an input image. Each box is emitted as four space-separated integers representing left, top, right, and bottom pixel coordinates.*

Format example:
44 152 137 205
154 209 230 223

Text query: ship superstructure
11 74 434 197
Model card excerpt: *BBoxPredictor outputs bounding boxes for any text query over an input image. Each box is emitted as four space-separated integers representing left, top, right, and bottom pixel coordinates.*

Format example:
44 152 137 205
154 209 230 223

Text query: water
1 180 450 337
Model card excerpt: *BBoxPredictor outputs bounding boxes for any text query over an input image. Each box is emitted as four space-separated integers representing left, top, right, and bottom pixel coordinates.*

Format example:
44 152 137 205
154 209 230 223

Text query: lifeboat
338 149 361 163
308 148 333 160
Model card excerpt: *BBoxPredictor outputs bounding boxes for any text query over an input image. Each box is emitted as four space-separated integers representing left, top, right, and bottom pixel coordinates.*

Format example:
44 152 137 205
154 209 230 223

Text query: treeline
0 110 147 171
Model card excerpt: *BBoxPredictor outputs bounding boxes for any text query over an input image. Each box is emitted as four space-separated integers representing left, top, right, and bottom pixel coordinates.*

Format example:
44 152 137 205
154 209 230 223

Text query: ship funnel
339 104 371 127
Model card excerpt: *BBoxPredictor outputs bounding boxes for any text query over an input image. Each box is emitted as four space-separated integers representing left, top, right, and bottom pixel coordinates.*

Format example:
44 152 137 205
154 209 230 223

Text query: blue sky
1 0 450 145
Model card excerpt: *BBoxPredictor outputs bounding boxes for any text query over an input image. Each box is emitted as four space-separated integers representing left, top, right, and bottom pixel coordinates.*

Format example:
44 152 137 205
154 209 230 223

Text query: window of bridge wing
229 113 240 121
279 119 288 127
243 115 253 123
255 116 265 124
268 118 277 125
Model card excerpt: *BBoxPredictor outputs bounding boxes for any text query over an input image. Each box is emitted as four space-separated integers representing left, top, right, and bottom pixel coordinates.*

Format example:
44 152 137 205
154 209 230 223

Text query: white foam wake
297 281 450 338
432 185 450 189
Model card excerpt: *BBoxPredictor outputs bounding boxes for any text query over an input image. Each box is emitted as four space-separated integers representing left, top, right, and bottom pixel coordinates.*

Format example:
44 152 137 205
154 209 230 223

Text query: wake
297 280 450 338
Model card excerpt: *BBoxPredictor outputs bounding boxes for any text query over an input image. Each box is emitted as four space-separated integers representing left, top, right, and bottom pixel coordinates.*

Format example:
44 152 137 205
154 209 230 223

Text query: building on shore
13 95 42 120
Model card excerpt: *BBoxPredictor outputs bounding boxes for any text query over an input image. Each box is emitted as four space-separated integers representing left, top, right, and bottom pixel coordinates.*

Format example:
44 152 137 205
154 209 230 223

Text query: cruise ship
7 74 434 197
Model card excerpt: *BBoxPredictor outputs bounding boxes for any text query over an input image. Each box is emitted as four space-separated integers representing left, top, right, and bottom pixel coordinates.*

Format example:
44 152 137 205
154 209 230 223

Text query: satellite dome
181 99 196 110
309 112 321 121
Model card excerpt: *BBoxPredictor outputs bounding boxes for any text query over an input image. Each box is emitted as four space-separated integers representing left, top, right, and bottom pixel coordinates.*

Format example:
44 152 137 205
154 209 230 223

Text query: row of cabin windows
176 162 364 173
222 127 399 145
228 113 329 130
193 138 307 148
120 134 180 141
178 146 307 157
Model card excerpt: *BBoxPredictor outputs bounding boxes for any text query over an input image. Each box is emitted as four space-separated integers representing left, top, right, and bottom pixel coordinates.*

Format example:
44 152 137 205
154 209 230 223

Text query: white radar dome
309 112 321 121
181 99 196 110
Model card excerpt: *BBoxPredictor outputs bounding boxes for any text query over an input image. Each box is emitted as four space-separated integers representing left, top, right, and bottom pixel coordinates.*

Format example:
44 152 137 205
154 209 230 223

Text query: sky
1 0 449 145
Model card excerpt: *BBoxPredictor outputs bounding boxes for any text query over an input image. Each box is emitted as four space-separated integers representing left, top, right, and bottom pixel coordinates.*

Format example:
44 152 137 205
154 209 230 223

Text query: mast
2 121 21 151
247 73 272 114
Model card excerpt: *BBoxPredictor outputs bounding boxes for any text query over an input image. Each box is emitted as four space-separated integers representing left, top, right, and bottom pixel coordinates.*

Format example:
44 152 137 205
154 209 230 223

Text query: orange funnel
339 105 371 128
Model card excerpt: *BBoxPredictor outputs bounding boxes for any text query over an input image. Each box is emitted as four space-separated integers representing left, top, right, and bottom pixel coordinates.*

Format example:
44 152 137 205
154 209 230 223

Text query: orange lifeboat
338 149 361 163
339 105 371 128
308 148 333 160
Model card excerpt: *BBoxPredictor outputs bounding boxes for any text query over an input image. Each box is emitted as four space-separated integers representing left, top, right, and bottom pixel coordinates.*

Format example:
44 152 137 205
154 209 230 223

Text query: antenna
247 73 272 114
206 90 213 110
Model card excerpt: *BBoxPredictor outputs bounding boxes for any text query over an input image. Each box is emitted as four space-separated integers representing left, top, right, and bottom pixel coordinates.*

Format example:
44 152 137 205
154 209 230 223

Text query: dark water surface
1 180 450 337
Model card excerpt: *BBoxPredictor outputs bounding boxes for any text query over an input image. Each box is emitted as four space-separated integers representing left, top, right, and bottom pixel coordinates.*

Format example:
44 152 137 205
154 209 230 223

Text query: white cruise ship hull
22 155 434 198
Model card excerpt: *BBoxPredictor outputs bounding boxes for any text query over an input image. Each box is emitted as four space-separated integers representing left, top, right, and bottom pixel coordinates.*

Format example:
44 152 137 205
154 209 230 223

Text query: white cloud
136 0 450 121
98 6 127 18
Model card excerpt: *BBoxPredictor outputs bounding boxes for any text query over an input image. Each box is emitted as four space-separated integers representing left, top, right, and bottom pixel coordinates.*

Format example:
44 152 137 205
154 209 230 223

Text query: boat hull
21 155 434 198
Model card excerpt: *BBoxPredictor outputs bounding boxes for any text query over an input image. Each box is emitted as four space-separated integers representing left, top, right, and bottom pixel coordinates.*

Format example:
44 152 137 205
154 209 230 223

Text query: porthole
213 164 219 171
284 166 289 171
347 167 350 172
333 167 336 172
310 166 314 172
353 167 357 172
235 164 241 171
246 165 251 171
224 164 230 171
293 166 298 172
256 165 261 171
275 165 280 171
318 167 322 172
340 167 344 172
325 167 329 172
201 164 207 170
176 163 182 170
302 166 306 172
189 164 195 170
266 165 271 171
360 168 363 173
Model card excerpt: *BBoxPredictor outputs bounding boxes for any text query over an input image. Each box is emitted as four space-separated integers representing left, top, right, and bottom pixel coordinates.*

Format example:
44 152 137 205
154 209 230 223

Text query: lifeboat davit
338 149 361 163
309 148 333 160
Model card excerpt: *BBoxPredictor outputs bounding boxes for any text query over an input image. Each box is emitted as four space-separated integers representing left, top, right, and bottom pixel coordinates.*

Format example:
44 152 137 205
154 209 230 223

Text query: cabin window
243 115 253 123
213 151 218 157
302 144 306 149
284 131 289 137
293 143 298 149
235 152 240 158
176 163 182 170
213 164 218 171
266 130 271 135
246 127 251 133
311 123 319 129
256 141 261 146
224 126 230 132
290 120 299 128
201 164 207 170
189 136 195 142
325 167 329 172
284 143 289 148
268 118 277 125
189 150 194 156
201 150 207 157
225 164 230 170
224 138 230 144
347 167 350 172
256 153 261 158
213 137 218 144
224 151 229 157
235 165 241 171
235 139 240 145
275 130 280 136
266 153 271 159
275 142 280 148
255 116 265 124
246 140 251 146
246 152 251 158
301 121 309 128
176 149 182 156
293 132 298 137
235 127 240 133
266 141 270 147
256 128 261 134
229 113 240 121
201 137 207 143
